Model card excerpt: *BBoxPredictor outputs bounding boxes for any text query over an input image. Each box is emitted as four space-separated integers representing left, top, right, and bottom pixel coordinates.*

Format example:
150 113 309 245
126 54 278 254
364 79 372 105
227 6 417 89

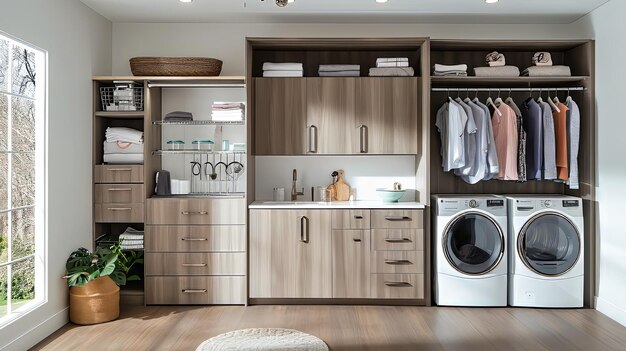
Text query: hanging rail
431 87 585 92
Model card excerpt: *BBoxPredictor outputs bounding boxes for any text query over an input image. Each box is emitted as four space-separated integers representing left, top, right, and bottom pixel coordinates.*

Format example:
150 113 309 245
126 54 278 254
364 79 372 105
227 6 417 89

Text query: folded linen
262 62 303 71
212 102 245 110
119 235 143 240
532 52 553 66
105 127 144 144
263 70 303 77
103 141 144 155
164 111 193 122
120 244 143 250
376 57 409 64
318 70 360 77
377 61 409 68
212 115 243 122
103 153 144 164
522 65 571 77
473 66 521 77
433 64 468 73
486 51 506 67
318 64 360 72
369 67 414 77
433 71 468 77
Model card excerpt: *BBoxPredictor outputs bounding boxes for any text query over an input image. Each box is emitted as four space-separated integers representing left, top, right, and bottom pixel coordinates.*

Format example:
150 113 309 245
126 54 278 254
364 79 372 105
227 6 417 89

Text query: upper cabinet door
306 78 357 154
356 78 419 154
254 78 307 155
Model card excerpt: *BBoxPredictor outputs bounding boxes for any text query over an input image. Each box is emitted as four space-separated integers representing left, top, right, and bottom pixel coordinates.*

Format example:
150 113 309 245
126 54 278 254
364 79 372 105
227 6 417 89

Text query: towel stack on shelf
103 127 144 164
211 102 245 122
262 62 303 77
119 227 144 250
318 64 360 77
433 64 468 77
522 52 572 77
474 52 521 77
369 57 414 76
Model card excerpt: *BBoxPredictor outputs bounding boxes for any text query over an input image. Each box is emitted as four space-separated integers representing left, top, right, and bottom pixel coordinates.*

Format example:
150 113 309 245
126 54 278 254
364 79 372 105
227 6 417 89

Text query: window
0 31 46 325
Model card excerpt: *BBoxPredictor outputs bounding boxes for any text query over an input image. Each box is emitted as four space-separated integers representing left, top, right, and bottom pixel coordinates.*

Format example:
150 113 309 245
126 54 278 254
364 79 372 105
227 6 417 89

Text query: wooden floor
32 305 626 351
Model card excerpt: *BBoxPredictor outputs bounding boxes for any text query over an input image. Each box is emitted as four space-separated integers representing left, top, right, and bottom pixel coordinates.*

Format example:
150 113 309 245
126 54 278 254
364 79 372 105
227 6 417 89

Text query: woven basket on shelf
129 57 223 76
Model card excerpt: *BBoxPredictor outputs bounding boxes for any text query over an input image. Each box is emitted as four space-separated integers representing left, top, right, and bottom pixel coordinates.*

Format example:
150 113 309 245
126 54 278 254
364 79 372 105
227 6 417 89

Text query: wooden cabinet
249 209 332 298
254 78 307 155
332 230 370 298
356 78 419 154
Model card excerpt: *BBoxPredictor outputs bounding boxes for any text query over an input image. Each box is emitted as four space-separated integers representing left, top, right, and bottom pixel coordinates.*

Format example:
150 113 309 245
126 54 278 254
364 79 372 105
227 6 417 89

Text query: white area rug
196 328 329 351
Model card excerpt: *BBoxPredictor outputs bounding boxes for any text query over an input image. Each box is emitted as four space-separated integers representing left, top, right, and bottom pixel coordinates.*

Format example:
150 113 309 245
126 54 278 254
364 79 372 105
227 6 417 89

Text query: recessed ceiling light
376 0 388 3
485 0 498 3
179 0 192 3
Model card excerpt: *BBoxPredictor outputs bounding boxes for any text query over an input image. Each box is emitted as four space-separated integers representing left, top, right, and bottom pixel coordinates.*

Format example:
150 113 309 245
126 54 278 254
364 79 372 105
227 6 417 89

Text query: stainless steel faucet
291 169 304 201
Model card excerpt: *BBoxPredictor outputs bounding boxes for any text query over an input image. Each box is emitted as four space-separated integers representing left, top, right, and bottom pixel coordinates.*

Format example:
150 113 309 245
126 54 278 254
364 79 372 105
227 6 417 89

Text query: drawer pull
107 188 132 192
353 238 362 242
354 215 364 219
384 238 412 243
384 259 413 265
181 237 208 241
107 207 132 211
384 281 413 287
182 263 207 267
384 216 412 221
181 211 208 215
182 289 207 294
107 168 132 172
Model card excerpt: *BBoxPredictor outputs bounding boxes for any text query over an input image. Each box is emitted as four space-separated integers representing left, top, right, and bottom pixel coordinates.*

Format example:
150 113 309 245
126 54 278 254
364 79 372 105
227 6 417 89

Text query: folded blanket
486 51 506 67
318 71 360 77
262 62 303 71
376 57 408 64
522 65 571 77
103 153 144 164
212 115 243 121
212 102 245 110
377 61 409 68
103 141 144 155
433 64 468 73
532 52 553 66
369 67 414 77
474 66 521 77
105 127 144 144
164 111 193 122
318 64 360 72
433 71 468 77
263 70 303 77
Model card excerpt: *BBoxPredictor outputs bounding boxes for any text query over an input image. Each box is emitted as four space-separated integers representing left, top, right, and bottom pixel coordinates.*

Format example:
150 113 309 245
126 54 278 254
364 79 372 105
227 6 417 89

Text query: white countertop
249 200 426 209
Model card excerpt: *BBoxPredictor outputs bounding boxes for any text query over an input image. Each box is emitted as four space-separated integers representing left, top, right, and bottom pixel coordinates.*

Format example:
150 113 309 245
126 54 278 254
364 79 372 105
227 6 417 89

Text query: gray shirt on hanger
566 97 580 189
453 98 478 177
473 98 500 180
539 101 557 180
522 98 544 180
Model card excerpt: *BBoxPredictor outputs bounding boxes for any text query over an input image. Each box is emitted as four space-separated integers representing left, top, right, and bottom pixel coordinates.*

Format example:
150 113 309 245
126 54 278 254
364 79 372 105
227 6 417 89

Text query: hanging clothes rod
431 87 585 92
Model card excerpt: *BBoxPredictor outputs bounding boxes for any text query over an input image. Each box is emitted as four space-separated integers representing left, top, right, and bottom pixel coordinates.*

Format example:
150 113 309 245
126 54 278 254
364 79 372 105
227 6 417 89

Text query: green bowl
376 189 406 203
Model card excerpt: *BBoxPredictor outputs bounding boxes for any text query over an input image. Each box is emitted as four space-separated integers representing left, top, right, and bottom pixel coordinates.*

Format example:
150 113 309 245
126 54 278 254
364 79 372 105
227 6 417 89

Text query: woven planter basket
130 57 223 76
69 276 120 325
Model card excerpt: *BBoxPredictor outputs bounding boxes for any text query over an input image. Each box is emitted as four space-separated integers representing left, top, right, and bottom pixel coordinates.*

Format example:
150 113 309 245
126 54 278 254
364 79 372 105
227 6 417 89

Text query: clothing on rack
539 101 557 180
492 103 519 181
433 64 468 77
486 51 506 67
368 67 414 77
532 52 553 66
452 98 478 178
522 65 571 77
566 97 581 190
435 101 466 172
473 66 521 77
263 62 304 77
553 102 570 181
521 98 544 180
474 98 500 180
505 98 527 183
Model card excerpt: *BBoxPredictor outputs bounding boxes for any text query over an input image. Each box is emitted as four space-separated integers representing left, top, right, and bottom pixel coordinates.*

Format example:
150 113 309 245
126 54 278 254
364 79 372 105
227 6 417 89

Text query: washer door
443 212 505 275
518 212 581 276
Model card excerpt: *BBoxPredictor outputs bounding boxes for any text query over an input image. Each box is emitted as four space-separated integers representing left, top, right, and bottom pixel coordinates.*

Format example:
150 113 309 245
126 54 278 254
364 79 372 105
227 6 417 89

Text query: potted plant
64 243 143 325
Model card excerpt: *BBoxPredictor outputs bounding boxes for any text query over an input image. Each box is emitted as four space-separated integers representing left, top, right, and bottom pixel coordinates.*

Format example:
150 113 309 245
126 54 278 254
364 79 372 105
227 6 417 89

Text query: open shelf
95 111 145 118
431 76 589 88
153 120 245 126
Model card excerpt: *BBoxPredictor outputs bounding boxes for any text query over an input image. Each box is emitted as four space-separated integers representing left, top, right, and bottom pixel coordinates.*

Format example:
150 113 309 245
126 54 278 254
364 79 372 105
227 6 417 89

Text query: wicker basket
69 276 119 325
129 57 222 76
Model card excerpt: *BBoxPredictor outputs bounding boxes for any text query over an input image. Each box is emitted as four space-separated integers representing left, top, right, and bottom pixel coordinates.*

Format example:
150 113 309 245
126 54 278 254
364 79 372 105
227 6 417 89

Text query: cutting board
335 170 350 201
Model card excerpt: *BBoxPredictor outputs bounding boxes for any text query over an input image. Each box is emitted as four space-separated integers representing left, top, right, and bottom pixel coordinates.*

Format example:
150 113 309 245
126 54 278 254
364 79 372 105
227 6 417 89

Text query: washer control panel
468 199 479 208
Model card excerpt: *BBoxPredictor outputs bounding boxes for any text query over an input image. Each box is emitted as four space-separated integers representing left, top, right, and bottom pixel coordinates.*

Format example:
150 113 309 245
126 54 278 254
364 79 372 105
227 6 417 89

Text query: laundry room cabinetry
331 210 371 298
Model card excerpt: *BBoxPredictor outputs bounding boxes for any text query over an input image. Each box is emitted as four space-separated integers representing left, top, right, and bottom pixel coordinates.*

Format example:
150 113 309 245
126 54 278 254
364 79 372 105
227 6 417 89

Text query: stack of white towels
369 57 414 76
104 127 144 164
211 102 245 122
318 64 360 77
262 62 303 77
433 64 468 77
119 227 144 251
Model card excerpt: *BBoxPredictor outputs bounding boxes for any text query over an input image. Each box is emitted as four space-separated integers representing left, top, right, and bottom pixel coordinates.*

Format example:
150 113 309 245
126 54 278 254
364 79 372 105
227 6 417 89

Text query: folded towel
318 70 360 77
103 153 144 164
103 141 144 155
212 102 245 110
522 65 571 77
377 61 409 68
263 70 303 77
376 57 409 64
433 64 468 73
486 51 506 67
164 111 193 122
105 127 144 144
262 62 303 71
369 67 414 77
212 114 244 121
318 64 360 72
532 52 553 66
119 234 144 240
433 71 468 77
120 244 143 250
473 66 521 77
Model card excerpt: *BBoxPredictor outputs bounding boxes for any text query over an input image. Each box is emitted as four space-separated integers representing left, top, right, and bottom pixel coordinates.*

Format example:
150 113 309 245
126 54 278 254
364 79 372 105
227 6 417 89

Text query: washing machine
432 195 508 306
507 195 584 308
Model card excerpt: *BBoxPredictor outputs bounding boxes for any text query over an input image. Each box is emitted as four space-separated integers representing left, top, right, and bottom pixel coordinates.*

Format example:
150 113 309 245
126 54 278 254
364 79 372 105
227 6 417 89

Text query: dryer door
518 212 581 276
443 212 505 275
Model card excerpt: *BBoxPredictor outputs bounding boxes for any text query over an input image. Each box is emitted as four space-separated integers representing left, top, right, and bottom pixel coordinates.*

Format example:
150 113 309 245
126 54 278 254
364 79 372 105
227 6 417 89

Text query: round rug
196 328 329 351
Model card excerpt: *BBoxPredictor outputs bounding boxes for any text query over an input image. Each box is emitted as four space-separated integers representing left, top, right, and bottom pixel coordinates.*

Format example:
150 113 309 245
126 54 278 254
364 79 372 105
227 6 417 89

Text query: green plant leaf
109 271 126 286
126 275 140 281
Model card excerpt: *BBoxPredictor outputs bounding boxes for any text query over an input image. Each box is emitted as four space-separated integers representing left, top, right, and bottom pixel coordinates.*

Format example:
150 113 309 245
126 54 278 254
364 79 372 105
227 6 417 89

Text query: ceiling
79 0 610 24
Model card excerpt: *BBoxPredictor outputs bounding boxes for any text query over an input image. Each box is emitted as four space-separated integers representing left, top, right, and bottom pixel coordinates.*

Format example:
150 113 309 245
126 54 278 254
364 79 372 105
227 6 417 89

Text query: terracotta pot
69 276 120 325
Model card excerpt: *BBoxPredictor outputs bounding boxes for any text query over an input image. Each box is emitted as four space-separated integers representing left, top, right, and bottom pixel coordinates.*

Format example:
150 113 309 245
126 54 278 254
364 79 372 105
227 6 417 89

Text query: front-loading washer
506 195 584 308
432 195 508 306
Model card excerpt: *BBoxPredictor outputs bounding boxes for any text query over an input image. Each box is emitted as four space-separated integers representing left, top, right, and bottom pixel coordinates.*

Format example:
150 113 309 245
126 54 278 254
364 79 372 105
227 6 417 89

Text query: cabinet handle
107 168 132 172
182 263 207 267
181 211 208 215
384 281 413 287
384 238 412 243
353 238 362 242
181 237 208 241
182 289 207 294
107 188 132 192
354 215 364 219
308 125 318 153
107 207 132 211
384 259 413 265
384 216 412 221
359 125 368 153
300 215 309 243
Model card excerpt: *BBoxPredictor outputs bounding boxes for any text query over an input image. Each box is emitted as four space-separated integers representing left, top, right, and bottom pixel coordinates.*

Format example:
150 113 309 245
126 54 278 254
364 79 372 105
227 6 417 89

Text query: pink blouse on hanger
491 103 519 181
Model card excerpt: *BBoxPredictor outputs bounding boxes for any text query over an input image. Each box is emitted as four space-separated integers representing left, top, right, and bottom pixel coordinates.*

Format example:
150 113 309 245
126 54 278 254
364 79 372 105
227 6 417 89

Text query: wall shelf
431 76 589 88
95 111 145 118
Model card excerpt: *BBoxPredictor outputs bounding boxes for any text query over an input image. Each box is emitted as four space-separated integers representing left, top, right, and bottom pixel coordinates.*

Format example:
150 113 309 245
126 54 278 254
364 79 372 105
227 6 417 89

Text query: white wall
0 0 111 350
573 1 626 327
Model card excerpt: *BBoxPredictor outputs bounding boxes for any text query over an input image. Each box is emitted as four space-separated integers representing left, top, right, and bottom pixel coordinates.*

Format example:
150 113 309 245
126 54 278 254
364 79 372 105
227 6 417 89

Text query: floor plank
31 306 626 351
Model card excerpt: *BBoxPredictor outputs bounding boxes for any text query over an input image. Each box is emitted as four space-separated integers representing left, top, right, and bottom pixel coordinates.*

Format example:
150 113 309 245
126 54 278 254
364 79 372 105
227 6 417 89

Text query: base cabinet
332 230 370 298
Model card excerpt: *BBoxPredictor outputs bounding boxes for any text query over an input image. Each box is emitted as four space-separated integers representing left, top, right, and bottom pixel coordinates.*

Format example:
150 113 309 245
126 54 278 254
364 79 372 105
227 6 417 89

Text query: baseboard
2 307 69 351
595 296 626 327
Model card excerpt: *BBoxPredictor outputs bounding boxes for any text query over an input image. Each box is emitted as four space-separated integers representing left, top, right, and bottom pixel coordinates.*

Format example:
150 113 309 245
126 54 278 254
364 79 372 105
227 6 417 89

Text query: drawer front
95 203 144 223
371 251 423 274
371 210 423 229
147 198 245 225
95 165 143 184
145 225 246 252
370 274 424 299
95 184 145 204
145 276 245 305
145 252 246 276
331 210 370 229
372 229 423 251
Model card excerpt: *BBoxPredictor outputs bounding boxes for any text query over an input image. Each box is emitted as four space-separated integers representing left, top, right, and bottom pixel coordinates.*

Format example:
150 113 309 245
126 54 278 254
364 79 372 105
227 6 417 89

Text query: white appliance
506 195 584 308
432 195 508 306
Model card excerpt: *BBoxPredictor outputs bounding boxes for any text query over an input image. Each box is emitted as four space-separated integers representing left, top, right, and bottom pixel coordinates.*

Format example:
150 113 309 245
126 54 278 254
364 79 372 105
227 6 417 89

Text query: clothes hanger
537 88 543 103
464 88 471 103
505 88 515 105
566 87 572 103
547 88 561 112
494 89 504 106
486 88 503 116
553 87 561 104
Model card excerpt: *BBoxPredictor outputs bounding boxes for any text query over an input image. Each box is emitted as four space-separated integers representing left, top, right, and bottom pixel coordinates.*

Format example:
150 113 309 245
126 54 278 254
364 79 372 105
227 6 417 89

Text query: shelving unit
153 150 246 155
